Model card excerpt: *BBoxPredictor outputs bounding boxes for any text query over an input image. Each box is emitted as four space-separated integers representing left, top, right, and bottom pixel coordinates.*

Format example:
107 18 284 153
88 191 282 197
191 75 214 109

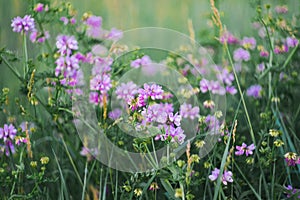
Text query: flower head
241 37 256 50
11 15 35 33
115 81 138 102
246 84 262 99
235 143 256 156
284 152 300 166
180 103 199 120
56 35 78 56
233 48 250 62
209 168 233 185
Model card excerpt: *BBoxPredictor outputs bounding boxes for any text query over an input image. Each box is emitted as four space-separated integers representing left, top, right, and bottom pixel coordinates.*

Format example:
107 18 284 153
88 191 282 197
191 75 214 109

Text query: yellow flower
191 154 200 163
175 188 183 198
203 100 215 109
149 182 159 191
284 152 297 160
269 129 281 137
30 161 37 168
204 161 211 169
134 188 142 197
195 140 205 149
40 157 49 165
274 139 284 147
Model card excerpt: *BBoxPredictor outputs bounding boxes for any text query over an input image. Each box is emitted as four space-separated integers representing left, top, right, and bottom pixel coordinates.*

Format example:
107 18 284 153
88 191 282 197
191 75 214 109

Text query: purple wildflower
130 55 152 68
60 17 69 25
95 59 110 73
235 143 256 156
137 83 163 106
30 30 50 43
260 50 269 58
56 35 78 56
284 152 300 166
70 17 76 24
233 48 250 62
92 57 113 75
106 28 123 41
219 31 239 44
155 125 185 144
275 5 288 14
108 108 122 120
226 86 237 95
115 81 138 102
34 3 44 12
0 124 18 156
55 55 80 78
11 15 35 33
216 68 234 85
180 103 199 120
241 37 256 50
85 15 103 38
246 84 262 99
90 74 112 92
89 92 100 105
286 37 299 48
285 185 300 199
257 63 265 72
209 168 233 185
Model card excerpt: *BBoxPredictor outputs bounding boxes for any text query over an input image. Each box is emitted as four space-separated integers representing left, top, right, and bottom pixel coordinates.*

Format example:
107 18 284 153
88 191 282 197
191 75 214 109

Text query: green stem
81 160 88 200
225 44 256 145
23 33 28 79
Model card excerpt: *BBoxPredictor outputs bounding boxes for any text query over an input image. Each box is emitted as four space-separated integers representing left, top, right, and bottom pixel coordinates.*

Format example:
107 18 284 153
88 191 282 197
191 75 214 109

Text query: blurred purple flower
106 28 123 41
226 86 237 95
85 15 103 38
11 15 35 33
241 37 256 50
219 30 239 44
286 37 299 48
30 30 50 43
60 17 69 25
34 3 44 12
92 57 113 75
216 68 234 85
180 103 199 120
256 63 265 72
275 5 288 14
246 84 262 99
235 143 255 156
130 55 152 68
285 185 300 199
108 108 122 120
233 48 250 62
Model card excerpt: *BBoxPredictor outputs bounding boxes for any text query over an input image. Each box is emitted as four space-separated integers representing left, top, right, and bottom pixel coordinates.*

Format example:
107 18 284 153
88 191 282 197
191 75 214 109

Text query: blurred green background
0 0 299 108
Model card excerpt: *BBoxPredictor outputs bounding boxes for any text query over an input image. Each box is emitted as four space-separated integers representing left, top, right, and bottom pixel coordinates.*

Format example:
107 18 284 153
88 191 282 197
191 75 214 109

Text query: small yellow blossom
40 157 49 165
195 140 206 148
30 161 37 168
269 129 281 137
134 188 142 197
191 154 200 163
175 188 183 198
274 139 284 147
149 182 159 191
204 161 211 169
